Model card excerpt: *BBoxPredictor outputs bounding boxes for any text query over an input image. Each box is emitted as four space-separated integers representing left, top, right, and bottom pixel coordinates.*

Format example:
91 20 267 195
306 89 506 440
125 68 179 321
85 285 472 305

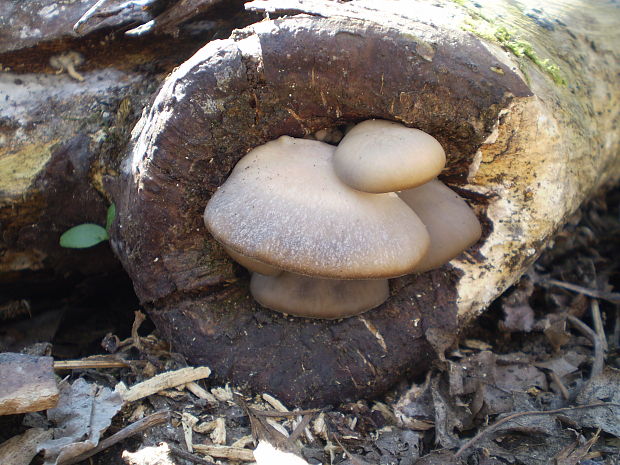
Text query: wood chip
182 412 199 452
185 382 218 403
194 419 219 434
231 435 254 448
210 418 226 445
0 353 59 415
119 366 211 402
262 393 289 412
193 444 255 462
210 385 233 402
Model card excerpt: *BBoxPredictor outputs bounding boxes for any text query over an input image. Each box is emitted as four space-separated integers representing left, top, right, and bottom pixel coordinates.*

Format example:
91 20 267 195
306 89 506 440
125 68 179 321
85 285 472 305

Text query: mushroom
223 246 281 277
49 51 85 82
333 119 446 193
250 272 390 319
204 136 430 280
204 124 482 319
398 179 482 272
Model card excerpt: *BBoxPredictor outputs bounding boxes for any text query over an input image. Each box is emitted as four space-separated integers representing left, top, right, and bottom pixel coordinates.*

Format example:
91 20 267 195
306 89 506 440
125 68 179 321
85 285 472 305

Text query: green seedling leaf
60 224 109 249
106 203 116 233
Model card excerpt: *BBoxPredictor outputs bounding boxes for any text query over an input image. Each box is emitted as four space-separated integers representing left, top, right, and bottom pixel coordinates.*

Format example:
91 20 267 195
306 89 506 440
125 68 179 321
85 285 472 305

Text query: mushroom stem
250 272 390 319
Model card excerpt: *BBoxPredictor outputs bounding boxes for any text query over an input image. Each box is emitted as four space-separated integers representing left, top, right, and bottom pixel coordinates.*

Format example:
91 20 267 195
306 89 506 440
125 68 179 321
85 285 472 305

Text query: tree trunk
2 0 619 406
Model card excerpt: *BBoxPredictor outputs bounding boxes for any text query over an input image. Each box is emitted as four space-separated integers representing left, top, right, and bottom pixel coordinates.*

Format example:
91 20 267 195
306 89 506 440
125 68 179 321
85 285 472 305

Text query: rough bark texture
108 0 620 406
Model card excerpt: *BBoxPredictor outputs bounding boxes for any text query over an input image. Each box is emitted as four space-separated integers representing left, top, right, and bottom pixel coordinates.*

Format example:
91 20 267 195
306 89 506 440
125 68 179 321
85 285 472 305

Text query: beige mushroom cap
204 136 430 279
250 272 390 319
223 246 282 276
333 119 446 193
398 179 482 272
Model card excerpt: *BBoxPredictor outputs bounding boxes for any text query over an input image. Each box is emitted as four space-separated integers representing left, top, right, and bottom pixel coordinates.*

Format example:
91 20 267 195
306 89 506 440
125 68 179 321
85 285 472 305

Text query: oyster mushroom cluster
204 120 481 319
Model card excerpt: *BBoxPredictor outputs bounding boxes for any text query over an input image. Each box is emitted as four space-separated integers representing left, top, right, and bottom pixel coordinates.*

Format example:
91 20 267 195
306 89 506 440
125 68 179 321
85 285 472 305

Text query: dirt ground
1 184 618 465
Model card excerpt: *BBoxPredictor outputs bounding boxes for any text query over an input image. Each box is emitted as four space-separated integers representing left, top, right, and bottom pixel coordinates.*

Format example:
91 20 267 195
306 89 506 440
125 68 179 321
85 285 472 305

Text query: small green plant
60 204 116 249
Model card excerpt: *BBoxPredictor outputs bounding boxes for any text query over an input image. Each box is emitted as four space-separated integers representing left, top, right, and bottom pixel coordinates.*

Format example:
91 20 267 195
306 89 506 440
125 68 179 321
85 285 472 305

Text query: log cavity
109 15 532 406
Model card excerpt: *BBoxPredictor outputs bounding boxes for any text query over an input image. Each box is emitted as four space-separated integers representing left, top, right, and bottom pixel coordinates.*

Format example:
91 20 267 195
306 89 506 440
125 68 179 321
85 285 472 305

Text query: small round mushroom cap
250 272 390 319
204 136 430 279
398 179 482 272
333 119 446 193
223 246 282 276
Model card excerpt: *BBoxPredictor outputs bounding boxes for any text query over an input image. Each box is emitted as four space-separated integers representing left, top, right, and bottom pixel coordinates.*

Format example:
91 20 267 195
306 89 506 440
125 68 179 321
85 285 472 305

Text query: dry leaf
39 378 123 465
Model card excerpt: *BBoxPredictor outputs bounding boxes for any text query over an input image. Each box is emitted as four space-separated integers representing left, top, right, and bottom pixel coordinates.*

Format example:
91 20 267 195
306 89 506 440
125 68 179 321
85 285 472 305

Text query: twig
567 315 604 378
454 402 620 458
54 359 131 370
119 366 212 402
590 299 608 352
193 444 255 461
545 279 620 303
59 410 170 465
548 371 570 400
289 414 313 442
247 406 324 418
330 432 370 465
131 310 147 352
169 445 216 464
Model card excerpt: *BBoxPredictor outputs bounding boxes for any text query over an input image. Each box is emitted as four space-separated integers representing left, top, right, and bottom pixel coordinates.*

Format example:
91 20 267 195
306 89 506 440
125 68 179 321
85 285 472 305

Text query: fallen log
0 0 254 286
107 0 620 406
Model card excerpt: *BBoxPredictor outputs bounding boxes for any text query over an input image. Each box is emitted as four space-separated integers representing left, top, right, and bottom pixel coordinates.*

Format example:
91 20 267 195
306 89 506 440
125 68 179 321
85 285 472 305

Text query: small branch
169 445 216 464
120 366 212 402
567 315 604 378
454 403 620 458
548 370 570 400
54 359 131 370
247 407 324 418
59 410 170 465
590 299 608 352
545 279 620 303
131 310 147 352
289 414 313 442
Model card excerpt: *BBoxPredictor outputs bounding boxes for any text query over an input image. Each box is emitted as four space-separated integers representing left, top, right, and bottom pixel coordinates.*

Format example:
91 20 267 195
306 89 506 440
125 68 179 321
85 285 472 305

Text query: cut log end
107 2 619 405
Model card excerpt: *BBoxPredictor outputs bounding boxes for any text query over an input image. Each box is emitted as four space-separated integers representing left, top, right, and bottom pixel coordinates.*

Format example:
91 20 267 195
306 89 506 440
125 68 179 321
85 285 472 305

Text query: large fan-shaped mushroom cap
204 136 430 279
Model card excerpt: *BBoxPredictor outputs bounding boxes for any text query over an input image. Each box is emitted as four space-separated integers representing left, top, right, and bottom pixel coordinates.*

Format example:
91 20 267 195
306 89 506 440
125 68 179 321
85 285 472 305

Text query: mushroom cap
204 136 430 279
223 246 282 276
398 179 482 272
333 119 446 193
250 272 390 319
